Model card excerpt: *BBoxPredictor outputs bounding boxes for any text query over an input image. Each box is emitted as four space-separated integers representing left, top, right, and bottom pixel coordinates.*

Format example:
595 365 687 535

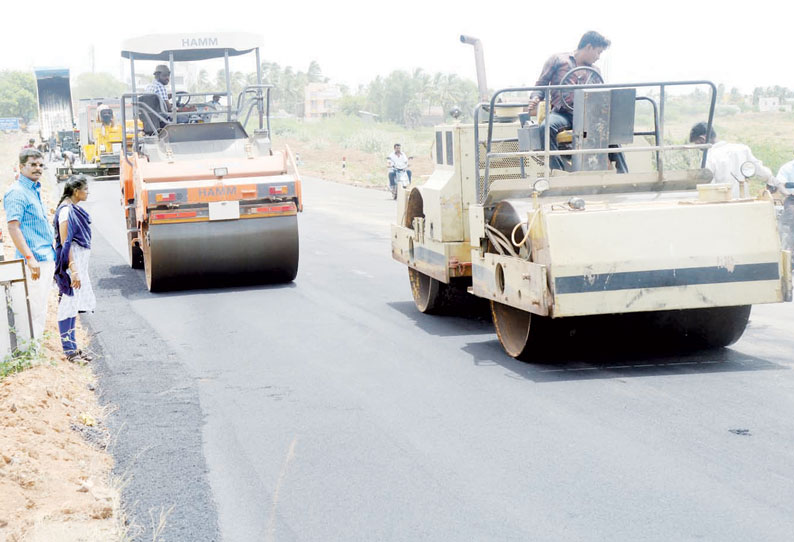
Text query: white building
304 83 342 119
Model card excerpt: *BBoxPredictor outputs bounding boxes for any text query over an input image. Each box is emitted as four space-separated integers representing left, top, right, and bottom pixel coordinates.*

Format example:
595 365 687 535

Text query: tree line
2 66 790 128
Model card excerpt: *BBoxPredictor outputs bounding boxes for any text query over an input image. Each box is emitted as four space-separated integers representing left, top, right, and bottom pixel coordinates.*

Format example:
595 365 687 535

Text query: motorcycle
389 168 410 199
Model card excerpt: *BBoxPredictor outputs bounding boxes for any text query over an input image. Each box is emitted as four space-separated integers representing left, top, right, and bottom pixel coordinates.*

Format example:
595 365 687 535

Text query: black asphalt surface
82 176 794 541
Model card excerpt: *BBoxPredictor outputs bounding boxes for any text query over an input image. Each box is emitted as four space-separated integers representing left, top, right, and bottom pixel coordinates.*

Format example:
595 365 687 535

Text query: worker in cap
145 64 172 116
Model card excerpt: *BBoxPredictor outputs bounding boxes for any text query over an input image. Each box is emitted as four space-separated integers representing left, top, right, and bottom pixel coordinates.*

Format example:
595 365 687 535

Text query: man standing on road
47 134 57 161
528 31 611 171
145 64 173 118
689 122 776 198
4 149 56 339
387 143 412 190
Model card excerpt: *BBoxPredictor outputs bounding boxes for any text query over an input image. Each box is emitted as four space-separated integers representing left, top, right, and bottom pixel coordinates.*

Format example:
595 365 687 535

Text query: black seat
137 94 167 135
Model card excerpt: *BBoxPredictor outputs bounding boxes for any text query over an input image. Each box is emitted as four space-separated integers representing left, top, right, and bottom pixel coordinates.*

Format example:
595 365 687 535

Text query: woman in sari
53 176 96 363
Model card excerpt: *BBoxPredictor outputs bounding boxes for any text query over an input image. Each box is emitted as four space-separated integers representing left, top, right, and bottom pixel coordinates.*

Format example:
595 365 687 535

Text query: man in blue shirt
4 149 57 339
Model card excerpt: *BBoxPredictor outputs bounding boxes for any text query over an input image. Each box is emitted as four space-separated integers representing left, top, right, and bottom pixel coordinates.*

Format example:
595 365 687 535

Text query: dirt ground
0 132 122 541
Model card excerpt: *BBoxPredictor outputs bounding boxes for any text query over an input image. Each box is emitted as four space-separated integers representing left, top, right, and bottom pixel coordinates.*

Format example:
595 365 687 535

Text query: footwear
66 352 85 364
77 349 95 362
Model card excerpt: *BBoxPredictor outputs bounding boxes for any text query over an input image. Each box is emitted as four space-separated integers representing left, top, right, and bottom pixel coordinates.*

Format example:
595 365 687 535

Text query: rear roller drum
142 215 299 292
491 301 556 360
655 305 751 348
409 268 449 314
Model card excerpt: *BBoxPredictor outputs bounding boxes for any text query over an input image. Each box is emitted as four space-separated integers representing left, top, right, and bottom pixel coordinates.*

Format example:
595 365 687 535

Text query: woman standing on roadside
53 176 96 363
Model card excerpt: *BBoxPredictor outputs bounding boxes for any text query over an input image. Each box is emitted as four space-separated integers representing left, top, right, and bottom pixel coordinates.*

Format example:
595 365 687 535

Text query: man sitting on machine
528 31 610 171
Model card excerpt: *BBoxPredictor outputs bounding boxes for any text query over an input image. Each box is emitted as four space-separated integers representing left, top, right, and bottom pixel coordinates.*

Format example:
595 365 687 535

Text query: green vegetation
72 72 127 101
0 337 49 380
0 70 37 122
272 116 433 157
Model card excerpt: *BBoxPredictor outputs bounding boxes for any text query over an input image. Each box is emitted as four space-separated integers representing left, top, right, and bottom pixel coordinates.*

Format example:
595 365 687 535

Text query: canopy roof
121 33 262 61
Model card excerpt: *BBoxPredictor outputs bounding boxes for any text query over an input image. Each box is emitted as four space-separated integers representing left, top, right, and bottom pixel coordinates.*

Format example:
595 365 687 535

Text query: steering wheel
558 66 604 113
175 91 191 109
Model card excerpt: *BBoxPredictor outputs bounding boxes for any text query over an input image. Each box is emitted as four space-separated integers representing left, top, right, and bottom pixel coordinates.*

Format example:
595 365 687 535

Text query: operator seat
137 93 167 135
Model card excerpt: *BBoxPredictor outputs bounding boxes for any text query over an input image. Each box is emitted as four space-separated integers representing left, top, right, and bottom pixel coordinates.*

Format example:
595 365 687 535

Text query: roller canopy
121 33 262 61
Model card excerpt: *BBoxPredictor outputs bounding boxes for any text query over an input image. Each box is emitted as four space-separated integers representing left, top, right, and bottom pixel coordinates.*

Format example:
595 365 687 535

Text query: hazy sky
3 0 791 93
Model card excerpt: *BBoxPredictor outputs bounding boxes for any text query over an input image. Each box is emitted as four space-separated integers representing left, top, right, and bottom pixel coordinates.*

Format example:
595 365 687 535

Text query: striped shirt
145 80 170 116
3 174 56 262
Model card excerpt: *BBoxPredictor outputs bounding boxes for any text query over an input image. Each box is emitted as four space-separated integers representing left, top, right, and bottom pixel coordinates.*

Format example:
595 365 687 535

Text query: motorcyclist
387 143 412 190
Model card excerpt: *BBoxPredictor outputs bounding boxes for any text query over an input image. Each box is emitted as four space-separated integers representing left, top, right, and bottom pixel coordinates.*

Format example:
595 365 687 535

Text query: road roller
118 34 302 291
390 36 792 360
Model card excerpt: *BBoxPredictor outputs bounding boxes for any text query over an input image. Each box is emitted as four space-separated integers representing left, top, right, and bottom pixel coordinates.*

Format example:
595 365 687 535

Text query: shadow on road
462 338 784 383
97 264 298 300
388 300 493 337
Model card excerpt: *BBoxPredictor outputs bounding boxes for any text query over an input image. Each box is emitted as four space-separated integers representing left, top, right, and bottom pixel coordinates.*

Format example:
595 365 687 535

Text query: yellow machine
391 36 791 359
78 99 139 179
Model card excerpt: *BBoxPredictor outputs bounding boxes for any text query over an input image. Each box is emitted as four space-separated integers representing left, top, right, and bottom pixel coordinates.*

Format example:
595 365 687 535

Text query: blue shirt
3 174 56 262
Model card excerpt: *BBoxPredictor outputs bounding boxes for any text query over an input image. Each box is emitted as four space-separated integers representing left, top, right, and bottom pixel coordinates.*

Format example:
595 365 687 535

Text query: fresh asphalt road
82 176 794 542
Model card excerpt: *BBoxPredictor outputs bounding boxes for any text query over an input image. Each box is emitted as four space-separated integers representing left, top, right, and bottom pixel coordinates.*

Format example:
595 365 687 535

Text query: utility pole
90 45 95 73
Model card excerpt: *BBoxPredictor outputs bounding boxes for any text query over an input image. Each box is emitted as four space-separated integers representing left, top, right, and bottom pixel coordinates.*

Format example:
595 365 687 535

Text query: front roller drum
142 215 299 292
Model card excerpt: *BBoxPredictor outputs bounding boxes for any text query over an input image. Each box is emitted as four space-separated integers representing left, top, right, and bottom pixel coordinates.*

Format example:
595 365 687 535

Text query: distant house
758 96 793 112
304 83 342 119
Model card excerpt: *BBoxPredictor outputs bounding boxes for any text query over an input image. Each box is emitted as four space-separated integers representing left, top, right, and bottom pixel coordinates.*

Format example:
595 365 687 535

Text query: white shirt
777 160 794 184
388 151 409 169
705 141 773 198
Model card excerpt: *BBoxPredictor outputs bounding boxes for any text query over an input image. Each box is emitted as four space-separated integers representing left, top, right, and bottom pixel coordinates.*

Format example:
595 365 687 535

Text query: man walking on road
4 149 57 339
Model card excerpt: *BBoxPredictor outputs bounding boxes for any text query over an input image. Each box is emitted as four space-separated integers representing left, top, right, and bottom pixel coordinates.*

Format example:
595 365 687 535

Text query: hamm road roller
120 33 302 291
391 36 791 359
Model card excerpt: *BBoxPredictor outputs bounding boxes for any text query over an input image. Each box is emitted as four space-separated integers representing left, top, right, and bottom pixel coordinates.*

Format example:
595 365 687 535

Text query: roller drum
144 215 298 291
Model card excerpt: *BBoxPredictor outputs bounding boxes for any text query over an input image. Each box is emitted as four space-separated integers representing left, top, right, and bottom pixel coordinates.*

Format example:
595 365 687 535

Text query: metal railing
119 85 274 167
481 80 717 203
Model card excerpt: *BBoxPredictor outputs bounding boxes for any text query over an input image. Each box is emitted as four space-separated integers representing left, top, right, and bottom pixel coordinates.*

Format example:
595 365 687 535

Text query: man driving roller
528 31 610 170
145 64 173 119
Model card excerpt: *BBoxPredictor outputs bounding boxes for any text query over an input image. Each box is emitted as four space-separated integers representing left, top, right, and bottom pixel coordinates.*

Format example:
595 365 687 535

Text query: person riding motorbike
387 143 412 196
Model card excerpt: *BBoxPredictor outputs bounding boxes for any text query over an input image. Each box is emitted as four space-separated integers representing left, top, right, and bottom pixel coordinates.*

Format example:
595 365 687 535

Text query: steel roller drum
144 215 298 291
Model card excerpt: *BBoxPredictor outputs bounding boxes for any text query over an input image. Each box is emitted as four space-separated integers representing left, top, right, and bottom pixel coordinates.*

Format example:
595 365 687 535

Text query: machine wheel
128 231 144 269
408 267 448 314
491 301 556 360
141 224 157 291
658 305 751 348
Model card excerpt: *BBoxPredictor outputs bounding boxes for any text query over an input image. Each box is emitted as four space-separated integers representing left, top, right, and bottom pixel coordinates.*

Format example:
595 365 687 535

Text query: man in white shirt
689 122 776 198
387 143 411 190
777 158 794 186
776 157 794 262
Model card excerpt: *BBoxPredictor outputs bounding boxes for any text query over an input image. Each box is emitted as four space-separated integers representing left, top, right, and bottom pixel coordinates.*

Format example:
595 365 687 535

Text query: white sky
3 0 791 94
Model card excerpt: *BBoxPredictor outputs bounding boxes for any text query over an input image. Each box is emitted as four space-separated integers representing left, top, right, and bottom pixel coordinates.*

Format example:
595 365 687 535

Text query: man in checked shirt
528 31 611 170
145 64 173 120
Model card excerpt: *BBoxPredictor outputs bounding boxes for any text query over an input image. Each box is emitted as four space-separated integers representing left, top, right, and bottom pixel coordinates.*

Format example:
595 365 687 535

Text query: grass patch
1 336 50 380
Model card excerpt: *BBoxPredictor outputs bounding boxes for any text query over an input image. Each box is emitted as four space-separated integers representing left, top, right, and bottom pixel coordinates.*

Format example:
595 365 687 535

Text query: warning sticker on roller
209 200 240 221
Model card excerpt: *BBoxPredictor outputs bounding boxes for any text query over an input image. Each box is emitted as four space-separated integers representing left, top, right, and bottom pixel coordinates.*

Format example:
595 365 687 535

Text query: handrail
483 80 717 196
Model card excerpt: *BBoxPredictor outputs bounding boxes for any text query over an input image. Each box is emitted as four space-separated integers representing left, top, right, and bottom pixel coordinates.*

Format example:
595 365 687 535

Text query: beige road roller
119 33 302 291
391 36 792 359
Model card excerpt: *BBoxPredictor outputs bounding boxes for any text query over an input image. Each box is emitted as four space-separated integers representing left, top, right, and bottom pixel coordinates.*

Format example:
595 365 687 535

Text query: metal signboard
0 118 20 131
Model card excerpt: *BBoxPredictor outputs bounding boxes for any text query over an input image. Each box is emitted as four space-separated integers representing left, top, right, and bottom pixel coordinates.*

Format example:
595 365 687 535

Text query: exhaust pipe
460 35 488 103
